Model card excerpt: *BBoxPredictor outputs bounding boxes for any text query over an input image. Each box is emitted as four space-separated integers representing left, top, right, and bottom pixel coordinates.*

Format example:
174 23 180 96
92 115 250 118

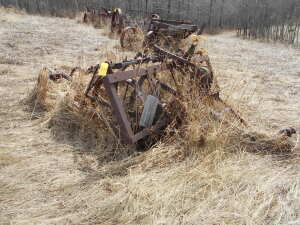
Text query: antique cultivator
84 43 213 146
120 14 204 50
83 7 124 33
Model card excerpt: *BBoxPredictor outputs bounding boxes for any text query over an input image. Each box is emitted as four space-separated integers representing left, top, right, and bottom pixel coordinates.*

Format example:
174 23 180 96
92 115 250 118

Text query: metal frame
121 14 200 49
86 63 170 144
107 66 168 143
84 45 213 144
149 18 198 37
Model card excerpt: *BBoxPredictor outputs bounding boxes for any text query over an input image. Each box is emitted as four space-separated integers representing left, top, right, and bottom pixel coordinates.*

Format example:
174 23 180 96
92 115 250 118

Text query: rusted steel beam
132 117 169 143
152 21 197 31
107 64 166 84
153 45 210 76
103 78 135 144
152 19 193 25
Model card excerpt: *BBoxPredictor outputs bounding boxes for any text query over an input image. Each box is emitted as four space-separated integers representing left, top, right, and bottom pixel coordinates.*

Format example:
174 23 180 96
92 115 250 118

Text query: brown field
0 8 300 225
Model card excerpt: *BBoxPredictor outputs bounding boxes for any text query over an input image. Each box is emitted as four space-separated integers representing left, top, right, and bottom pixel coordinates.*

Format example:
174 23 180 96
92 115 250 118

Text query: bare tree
1 0 298 45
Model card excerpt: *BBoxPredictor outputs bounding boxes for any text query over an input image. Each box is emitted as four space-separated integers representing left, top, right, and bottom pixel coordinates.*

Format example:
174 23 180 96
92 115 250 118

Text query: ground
0 8 300 225
206 34 300 130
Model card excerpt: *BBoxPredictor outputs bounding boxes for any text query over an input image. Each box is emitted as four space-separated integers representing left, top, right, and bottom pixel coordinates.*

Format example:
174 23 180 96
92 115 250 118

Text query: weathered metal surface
103 78 134 143
152 18 193 25
120 14 202 49
107 65 165 84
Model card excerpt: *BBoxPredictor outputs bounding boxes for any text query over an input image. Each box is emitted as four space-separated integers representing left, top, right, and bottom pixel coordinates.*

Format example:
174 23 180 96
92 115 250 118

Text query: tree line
236 0 300 45
0 0 299 46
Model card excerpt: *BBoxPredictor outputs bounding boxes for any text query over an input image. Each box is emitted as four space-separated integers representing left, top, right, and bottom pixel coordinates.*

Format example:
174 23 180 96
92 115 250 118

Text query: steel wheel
120 27 144 50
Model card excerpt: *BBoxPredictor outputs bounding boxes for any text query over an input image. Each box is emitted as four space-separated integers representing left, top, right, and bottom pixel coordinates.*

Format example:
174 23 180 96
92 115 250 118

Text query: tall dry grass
22 41 300 224
3 8 299 224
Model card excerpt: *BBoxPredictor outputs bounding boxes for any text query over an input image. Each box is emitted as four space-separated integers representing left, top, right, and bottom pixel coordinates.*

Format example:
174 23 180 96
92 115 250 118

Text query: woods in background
0 0 299 46
237 0 300 45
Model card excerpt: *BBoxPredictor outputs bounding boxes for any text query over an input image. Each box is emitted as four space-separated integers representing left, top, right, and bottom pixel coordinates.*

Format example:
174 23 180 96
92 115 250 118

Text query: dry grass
46 71 135 163
0 67 12 76
205 32 300 131
0 55 23 65
1 8 300 225
0 152 22 168
22 39 298 225
24 68 52 113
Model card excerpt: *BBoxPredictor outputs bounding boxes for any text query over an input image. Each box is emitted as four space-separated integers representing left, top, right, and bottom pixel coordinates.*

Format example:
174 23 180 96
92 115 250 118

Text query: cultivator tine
85 64 100 97
48 69 73 82
158 81 177 96
70 67 81 77
152 18 193 25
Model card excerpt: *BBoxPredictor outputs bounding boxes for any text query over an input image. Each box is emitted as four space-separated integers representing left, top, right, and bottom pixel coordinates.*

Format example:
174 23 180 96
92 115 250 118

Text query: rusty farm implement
83 7 125 34
83 44 214 146
120 14 205 50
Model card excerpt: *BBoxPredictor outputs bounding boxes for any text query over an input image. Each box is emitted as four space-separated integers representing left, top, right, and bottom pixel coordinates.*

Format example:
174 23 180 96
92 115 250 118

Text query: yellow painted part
98 63 109 77
197 49 209 56
191 34 205 42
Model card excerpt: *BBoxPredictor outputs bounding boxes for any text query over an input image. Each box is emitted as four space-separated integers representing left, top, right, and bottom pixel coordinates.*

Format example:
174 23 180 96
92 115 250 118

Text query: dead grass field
204 33 300 131
0 8 300 225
